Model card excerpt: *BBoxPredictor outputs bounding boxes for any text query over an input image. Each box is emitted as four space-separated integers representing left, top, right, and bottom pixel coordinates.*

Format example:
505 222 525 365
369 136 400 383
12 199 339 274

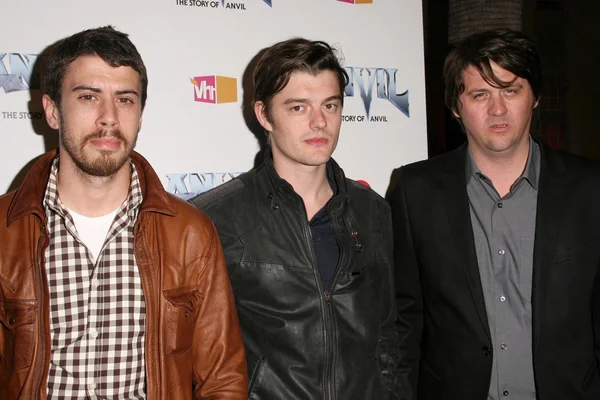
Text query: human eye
117 97 135 105
504 88 519 96
324 103 339 111
79 94 96 101
290 104 305 112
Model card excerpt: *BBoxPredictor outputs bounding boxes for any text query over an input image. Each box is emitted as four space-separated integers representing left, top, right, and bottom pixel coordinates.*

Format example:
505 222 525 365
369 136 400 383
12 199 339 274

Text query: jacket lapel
532 146 568 352
441 145 492 342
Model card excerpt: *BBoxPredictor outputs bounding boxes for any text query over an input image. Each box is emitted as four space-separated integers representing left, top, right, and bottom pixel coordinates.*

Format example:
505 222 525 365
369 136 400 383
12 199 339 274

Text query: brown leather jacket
0 150 248 399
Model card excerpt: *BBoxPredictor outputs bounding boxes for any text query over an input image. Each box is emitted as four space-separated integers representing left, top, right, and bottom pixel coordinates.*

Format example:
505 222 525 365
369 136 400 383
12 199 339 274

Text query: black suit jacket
389 143 600 400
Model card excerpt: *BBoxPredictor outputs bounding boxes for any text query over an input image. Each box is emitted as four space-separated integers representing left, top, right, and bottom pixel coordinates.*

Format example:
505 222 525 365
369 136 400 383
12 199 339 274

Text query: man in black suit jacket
390 29 600 400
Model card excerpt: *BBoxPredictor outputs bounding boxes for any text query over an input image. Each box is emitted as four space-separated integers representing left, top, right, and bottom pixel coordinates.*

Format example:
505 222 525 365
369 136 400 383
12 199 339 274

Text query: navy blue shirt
310 205 339 290
310 165 340 291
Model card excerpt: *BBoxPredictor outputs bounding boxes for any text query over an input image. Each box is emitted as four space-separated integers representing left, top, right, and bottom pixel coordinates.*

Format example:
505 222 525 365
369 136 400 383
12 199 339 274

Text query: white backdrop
0 0 428 198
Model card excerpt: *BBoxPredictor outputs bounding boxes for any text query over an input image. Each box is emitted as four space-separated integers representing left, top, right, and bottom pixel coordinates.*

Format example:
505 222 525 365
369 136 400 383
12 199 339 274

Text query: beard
59 113 138 178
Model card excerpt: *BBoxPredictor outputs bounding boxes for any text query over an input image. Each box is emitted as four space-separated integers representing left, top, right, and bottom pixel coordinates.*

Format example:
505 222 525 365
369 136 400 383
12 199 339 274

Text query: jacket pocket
248 356 266 398
0 298 37 371
420 358 441 381
582 358 599 390
553 240 593 263
163 286 201 357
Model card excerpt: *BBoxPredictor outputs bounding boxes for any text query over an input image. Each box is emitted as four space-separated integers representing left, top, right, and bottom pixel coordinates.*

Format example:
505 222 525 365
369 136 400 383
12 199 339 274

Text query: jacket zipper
321 206 365 399
322 202 355 400
33 226 48 400
300 198 349 400
298 200 335 400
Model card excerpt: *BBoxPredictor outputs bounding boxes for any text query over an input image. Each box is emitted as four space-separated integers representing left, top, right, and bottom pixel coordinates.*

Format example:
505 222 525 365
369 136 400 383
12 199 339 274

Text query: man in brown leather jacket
0 26 247 399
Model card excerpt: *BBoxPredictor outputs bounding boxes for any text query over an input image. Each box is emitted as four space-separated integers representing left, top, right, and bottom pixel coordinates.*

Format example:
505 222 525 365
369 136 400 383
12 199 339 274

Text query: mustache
83 129 127 145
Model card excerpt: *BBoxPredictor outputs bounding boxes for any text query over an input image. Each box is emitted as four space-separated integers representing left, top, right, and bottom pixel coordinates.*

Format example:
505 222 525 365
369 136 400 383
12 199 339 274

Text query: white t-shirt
66 206 120 263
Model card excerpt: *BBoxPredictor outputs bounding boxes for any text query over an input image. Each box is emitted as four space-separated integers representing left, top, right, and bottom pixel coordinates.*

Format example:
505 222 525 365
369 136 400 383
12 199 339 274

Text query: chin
305 156 331 166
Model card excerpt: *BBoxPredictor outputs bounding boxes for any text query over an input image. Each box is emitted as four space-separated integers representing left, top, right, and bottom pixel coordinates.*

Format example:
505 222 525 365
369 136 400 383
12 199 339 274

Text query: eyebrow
283 95 343 105
466 82 524 95
72 86 140 97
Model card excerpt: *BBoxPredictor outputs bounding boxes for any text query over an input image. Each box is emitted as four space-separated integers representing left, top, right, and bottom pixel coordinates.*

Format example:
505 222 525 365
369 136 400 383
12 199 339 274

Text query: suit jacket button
481 346 491 356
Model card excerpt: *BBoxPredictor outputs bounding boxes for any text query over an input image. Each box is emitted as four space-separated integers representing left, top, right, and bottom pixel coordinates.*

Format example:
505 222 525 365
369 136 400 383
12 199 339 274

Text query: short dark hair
253 38 349 121
444 29 541 115
45 26 148 109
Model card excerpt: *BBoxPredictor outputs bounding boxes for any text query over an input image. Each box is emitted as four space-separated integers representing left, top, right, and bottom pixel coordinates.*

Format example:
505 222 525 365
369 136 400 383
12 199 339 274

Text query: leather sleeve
375 199 402 399
389 168 423 400
192 223 248 399
594 257 600 376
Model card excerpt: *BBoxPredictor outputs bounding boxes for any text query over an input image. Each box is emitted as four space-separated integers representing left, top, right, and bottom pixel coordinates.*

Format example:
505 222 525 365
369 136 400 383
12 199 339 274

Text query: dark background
423 0 600 159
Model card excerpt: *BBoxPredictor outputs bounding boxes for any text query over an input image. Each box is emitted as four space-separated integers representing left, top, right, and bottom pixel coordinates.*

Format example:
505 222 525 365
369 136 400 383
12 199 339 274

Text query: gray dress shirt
466 139 540 400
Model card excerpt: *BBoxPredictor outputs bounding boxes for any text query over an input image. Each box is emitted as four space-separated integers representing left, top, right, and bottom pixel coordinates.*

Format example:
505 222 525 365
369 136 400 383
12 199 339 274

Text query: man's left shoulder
345 178 389 211
165 192 216 231
545 146 600 181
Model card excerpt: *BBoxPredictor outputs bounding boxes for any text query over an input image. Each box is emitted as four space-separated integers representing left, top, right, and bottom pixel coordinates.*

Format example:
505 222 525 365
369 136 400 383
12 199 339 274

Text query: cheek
510 103 534 123
326 113 342 126
118 111 143 129
460 108 485 126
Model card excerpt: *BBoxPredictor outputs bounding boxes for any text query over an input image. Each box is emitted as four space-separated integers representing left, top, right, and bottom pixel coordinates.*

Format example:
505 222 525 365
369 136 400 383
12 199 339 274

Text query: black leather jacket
191 154 400 399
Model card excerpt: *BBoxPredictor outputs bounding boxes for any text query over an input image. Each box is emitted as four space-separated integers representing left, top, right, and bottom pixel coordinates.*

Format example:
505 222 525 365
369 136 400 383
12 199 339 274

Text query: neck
57 153 131 217
470 137 531 197
273 156 333 220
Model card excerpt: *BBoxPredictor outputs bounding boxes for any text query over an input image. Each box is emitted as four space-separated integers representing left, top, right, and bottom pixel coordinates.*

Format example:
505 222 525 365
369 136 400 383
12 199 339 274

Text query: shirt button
503 390 509 396
498 249 506 255
497 202 503 208
500 295 506 302
92 279 100 288
500 343 507 350
90 329 99 339
481 346 491 356
89 382 97 390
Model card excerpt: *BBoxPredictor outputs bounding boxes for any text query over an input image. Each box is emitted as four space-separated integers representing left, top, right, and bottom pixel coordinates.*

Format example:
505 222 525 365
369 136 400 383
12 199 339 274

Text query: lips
488 122 511 132
89 137 122 150
305 138 328 146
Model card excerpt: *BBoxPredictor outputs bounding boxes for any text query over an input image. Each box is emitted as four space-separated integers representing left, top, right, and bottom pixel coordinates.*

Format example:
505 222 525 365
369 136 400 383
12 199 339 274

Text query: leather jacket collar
7 150 176 227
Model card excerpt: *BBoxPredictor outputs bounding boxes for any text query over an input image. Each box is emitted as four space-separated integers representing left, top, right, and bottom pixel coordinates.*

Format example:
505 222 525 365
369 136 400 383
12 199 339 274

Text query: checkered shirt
43 157 146 399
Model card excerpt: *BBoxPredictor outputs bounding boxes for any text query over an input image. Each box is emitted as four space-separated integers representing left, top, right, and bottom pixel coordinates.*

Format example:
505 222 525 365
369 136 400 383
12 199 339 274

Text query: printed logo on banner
0 53 41 94
166 172 242 200
191 75 238 104
343 67 409 123
337 0 373 3
174 0 271 10
1 52 46 122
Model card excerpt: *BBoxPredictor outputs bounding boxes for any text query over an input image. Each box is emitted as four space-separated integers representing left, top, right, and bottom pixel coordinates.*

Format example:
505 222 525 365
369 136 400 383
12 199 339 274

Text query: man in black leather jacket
190 38 400 399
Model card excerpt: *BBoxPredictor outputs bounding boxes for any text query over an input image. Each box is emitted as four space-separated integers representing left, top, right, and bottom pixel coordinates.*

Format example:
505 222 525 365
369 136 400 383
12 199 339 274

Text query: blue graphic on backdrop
166 172 242 200
0 53 40 93
344 67 409 119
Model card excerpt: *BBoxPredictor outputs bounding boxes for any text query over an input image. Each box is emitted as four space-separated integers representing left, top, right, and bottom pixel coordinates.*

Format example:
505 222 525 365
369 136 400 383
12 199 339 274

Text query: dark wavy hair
444 29 541 115
253 37 349 122
45 26 148 109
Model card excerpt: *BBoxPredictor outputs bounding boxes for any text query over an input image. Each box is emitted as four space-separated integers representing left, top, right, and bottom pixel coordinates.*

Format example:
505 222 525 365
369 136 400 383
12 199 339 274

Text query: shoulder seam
189 178 245 209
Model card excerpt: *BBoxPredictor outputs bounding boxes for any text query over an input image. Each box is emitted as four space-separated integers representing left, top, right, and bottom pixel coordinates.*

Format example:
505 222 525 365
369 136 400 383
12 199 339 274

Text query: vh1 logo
338 0 373 3
190 75 237 104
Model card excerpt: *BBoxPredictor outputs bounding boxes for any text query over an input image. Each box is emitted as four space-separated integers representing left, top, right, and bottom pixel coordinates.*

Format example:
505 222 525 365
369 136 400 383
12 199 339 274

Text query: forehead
62 55 141 87
461 62 523 90
275 70 340 98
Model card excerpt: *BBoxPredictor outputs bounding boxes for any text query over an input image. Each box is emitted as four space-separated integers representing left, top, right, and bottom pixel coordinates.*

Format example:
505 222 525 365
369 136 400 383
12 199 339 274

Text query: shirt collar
43 156 143 219
465 136 540 190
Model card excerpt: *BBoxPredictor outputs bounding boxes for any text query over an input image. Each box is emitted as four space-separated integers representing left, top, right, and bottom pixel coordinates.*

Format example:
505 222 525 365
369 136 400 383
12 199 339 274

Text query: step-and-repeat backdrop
0 0 427 198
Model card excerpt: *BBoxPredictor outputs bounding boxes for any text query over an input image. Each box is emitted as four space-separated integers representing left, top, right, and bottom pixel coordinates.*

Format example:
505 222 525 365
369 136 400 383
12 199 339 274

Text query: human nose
97 99 119 128
310 107 327 130
487 94 508 116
